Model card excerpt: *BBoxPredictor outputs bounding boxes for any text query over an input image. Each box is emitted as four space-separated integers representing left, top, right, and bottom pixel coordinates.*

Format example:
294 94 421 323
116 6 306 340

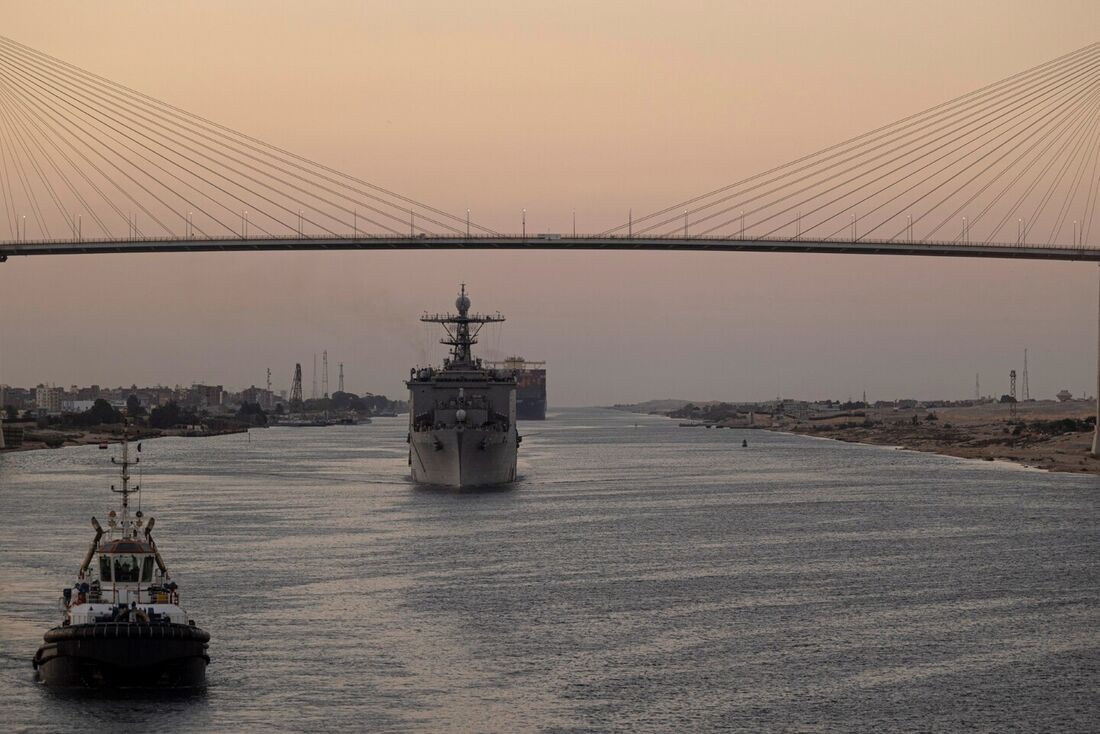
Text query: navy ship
32 437 210 687
407 285 519 487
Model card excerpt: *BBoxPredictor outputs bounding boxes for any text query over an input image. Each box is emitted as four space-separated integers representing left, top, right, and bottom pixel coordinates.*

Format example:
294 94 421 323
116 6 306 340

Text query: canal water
1 408 1097 732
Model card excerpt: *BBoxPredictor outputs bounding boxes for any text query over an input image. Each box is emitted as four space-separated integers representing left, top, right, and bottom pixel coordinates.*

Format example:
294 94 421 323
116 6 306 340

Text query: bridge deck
1 235 1098 262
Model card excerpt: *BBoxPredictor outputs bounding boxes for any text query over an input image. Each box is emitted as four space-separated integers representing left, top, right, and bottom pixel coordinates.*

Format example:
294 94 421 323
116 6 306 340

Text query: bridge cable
696 58 1100 240
874 77 1100 242
982 87 1100 243
1015 91 1100 244
0 35 494 235
709 52 1100 240
0 84 113 237
0 112 17 237
932 86 1100 244
647 46 1100 238
0 79 152 238
0 44 399 237
604 40 1100 235
0 88 78 235
0 101 49 238
0 54 290 238
1045 97 1100 244
1081 118 1100 243
931 84 1100 243
0 44 413 238
0 47 460 236
0 65 188 237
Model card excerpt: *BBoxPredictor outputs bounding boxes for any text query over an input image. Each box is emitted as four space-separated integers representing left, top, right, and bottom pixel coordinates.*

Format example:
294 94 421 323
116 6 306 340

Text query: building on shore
35 385 63 415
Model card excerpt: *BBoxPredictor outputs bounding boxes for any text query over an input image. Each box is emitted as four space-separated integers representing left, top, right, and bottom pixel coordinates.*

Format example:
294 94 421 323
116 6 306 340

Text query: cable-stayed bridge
1 35 1099 451
0 36 1097 261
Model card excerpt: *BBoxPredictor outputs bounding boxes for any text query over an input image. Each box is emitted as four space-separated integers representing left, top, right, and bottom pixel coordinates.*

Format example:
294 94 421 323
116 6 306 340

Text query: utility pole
1022 349 1030 401
338 363 344 394
975 372 980 401
312 354 318 400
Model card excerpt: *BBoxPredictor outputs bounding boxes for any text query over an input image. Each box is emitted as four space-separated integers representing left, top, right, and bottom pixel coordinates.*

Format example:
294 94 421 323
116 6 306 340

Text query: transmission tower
289 363 304 409
322 350 329 399
1009 369 1017 419
975 373 980 401
1023 349 1030 401
265 367 272 409
311 353 318 400
338 363 344 394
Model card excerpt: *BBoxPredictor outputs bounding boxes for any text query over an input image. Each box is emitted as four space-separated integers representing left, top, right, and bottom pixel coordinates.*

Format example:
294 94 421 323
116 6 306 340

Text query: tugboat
32 436 210 687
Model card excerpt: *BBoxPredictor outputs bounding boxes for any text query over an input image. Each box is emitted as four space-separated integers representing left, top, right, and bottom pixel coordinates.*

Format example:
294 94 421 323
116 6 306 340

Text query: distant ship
32 436 209 687
487 357 547 420
407 285 519 487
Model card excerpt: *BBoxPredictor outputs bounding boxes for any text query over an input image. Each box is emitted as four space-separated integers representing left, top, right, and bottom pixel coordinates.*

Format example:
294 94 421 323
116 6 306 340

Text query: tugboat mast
109 432 139 532
420 284 505 367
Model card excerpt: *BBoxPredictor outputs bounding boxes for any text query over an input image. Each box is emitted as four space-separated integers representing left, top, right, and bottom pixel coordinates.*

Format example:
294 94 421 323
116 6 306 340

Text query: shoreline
624 399 1100 477
0 424 251 453
773 423 1100 475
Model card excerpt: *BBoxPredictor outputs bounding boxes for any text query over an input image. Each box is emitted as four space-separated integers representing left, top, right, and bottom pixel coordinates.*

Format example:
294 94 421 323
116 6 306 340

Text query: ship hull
33 623 209 688
409 427 517 487
516 397 546 420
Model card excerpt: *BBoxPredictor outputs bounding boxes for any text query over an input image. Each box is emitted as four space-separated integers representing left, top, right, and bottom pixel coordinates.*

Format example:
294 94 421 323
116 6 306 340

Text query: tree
235 402 268 426
125 394 146 417
149 401 181 429
87 399 122 425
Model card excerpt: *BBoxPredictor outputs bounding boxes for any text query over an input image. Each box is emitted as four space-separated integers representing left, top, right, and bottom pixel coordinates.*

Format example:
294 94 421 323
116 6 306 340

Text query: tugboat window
113 554 140 582
99 556 111 581
141 556 154 582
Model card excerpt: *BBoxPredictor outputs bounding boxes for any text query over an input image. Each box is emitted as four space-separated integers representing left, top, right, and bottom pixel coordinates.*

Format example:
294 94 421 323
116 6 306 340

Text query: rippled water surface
1 408 1098 732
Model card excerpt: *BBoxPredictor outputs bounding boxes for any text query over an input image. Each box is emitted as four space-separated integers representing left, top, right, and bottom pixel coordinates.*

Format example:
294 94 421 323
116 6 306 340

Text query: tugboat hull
33 623 209 688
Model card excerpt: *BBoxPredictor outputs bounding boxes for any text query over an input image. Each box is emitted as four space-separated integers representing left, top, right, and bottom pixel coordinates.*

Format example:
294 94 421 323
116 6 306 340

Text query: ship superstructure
487 357 547 420
407 285 519 487
32 437 209 687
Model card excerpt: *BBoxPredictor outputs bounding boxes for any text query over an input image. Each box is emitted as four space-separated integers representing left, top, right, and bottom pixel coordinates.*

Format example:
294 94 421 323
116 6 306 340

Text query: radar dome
456 293 471 312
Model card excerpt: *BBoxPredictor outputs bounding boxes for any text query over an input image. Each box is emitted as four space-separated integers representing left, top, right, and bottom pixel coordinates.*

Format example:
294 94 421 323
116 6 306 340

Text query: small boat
98 442 108 449
742 439 748 448
32 435 210 688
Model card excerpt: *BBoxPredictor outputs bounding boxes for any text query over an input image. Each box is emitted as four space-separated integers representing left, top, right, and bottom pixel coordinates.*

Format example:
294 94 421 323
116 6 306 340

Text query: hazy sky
2 1 1099 405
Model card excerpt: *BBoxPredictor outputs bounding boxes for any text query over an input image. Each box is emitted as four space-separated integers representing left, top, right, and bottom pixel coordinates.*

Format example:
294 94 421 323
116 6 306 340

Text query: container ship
487 357 547 420
407 285 519 487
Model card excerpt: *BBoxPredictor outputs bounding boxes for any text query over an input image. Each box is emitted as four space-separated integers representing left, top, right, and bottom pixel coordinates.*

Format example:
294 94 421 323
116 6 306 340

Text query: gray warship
407 285 519 487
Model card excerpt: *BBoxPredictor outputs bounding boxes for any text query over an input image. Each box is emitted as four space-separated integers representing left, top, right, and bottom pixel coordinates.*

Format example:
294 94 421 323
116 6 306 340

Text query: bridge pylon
1094 264 1100 457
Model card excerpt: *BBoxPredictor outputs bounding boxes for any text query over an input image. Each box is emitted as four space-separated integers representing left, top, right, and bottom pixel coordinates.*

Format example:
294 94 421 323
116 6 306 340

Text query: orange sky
1 1 1099 404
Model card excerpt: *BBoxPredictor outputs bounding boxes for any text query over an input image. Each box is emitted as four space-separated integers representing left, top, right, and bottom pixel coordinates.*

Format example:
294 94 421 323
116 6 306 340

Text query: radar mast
420 284 505 367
